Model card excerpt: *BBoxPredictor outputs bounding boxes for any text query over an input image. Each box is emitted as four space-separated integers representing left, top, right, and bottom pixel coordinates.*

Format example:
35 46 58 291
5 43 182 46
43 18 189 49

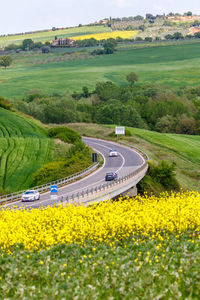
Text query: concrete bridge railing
58 162 148 206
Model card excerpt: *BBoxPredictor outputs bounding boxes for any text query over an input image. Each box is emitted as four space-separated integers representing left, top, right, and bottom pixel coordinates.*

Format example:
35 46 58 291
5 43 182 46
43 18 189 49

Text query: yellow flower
72 31 138 41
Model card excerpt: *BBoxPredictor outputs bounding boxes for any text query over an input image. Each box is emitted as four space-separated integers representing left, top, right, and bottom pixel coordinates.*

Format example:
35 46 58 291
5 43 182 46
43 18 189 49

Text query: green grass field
1 233 200 299
0 108 53 192
67 123 200 192
0 26 110 47
1 40 200 99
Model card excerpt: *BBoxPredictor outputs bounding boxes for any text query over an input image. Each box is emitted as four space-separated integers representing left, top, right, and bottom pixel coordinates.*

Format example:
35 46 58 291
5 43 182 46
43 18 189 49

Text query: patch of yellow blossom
72 31 138 41
0 191 200 251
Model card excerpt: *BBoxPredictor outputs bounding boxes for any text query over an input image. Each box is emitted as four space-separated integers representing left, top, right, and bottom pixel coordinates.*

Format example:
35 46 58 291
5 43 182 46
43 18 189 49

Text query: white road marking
2 138 142 209
21 142 126 207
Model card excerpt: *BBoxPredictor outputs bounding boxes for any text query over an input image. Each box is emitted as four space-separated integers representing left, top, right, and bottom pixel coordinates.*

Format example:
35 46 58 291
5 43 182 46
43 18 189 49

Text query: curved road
4 137 145 209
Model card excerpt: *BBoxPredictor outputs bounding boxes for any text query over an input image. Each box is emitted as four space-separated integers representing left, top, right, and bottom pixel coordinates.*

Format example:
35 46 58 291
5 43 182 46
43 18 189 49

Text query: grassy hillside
1 40 200 99
0 26 111 47
0 108 53 192
67 123 200 192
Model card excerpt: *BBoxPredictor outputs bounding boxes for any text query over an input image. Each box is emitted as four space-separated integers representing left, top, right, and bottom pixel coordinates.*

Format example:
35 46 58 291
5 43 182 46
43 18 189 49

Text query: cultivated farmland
0 26 111 47
72 30 138 40
1 40 200 99
0 108 53 192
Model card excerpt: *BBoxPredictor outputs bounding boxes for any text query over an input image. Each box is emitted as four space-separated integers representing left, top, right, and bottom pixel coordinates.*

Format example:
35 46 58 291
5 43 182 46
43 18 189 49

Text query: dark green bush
138 160 180 195
48 127 81 144
32 145 92 185
125 128 132 136
0 96 12 111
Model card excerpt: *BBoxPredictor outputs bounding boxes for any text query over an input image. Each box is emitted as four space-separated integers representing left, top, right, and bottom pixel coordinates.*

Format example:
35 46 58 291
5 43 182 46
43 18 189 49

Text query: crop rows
0 109 53 192
25 53 95 65
0 137 53 191
0 110 47 138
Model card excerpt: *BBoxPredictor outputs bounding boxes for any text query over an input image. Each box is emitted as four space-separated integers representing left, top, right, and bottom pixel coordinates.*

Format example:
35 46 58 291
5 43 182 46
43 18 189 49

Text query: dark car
105 172 118 181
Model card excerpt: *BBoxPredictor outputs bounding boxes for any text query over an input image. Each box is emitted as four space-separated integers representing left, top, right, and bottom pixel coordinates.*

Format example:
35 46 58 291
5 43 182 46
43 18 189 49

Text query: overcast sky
1 0 200 35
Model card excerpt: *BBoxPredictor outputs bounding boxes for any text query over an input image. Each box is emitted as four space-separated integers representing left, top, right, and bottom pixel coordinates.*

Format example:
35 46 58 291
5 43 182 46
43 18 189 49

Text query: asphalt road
4 137 145 210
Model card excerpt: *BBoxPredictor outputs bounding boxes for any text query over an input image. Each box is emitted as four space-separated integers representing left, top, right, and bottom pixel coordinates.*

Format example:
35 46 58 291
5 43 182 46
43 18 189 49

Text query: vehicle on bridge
109 149 118 157
105 172 118 181
21 190 40 202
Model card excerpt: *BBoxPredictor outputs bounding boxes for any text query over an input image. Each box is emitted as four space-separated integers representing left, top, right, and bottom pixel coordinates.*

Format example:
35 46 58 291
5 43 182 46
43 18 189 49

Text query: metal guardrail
57 161 148 205
54 140 149 205
0 138 149 206
0 162 99 204
118 141 150 161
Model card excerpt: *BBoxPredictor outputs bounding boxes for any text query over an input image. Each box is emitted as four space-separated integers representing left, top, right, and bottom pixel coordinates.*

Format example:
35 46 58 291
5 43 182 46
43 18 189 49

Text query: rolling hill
0 108 53 193
1 40 200 99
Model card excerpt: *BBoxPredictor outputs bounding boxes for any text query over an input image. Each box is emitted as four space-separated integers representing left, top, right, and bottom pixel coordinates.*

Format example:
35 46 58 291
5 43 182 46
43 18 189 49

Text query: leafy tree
103 40 117 54
95 81 119 101
126 72 139 86
52 27 57 31
22 39 34 50
185 34 193 39
5 44 18 51
173 32 184 40
41 46 50 53
82 86 89 98
194 32 200 38
144 37 153 42
0 55 12 68
193 20 200 27
146 13 155 20
96 102 145 128
185 11 192 16
91 49 104 55
134 15 144 21
155 115 177 133
165 34 173 40
135 37 143 41
176 117 197 134
138 25 145 32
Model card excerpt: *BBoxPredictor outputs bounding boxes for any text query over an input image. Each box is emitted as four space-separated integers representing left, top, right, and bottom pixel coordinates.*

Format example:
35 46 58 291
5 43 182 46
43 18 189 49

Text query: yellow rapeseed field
72 31 138 41
0 191 200 251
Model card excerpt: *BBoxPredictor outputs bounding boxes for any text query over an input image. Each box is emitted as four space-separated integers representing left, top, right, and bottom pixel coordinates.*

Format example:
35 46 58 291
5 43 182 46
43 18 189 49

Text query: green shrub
32 146 92 185
48 127 81 144
0 96 12 111
138 160 180 195
125 128 132 136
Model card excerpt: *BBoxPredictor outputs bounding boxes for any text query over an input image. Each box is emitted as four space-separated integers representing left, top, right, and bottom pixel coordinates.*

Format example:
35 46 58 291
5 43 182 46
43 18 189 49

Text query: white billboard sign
115 126 125 135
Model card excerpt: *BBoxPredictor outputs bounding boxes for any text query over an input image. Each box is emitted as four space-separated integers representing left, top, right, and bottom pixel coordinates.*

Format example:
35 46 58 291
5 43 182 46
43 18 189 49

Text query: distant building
52 38 74 47
99 19 108 24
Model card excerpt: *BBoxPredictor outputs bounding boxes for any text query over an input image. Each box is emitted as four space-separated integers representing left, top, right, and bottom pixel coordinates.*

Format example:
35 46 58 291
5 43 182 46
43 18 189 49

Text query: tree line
11 74 200 135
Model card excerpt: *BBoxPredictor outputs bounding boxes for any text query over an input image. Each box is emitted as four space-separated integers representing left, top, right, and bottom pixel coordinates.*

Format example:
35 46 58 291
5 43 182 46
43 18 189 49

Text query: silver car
21 190 40 202
109 149 118 157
